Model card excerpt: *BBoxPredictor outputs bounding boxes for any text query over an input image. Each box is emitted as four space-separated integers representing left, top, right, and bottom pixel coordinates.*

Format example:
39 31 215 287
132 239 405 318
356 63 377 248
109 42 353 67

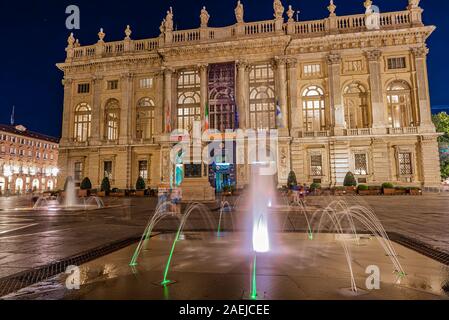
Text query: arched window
104 99 120 141
302 86 325 132
343 82 369 129
177 70 201 130
387 81 414 128
136 98 155 140
249 64 276 129
74 103 91 142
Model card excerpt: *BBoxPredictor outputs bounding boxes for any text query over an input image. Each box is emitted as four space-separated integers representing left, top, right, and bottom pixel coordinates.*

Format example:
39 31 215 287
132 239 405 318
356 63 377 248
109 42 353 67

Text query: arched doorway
15 178 24 194
32 179 40 192
47 180 54 191
343 82 369 129
0 177 5 194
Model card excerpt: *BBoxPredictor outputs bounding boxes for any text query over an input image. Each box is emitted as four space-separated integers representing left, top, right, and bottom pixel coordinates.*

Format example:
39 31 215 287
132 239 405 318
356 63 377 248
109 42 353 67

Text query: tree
287 171 297 189
432 112 449 143
80 177 92 190
101 177 111 195
432 112 449 179
136 176 146 190
343 172 357 187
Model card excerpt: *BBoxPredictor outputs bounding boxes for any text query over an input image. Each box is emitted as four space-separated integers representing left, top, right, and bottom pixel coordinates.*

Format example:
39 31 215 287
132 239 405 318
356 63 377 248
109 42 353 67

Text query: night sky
0 0 448 138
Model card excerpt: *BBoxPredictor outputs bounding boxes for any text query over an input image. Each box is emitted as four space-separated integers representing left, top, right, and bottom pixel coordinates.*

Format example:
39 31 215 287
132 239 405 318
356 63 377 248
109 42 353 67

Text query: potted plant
395 186 407 196
79 177 92 197
357 184 370 196
136 177 146 196
382 183 395 195
368 186 382 195
343 172 357 194
287 171 298 190
310 183 321 196
99 177 111 197
334 186 346 196
408 187 422 196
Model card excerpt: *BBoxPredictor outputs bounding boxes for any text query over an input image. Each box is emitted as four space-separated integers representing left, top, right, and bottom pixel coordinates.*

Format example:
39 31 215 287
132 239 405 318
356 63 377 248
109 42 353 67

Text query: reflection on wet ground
4 232 449 300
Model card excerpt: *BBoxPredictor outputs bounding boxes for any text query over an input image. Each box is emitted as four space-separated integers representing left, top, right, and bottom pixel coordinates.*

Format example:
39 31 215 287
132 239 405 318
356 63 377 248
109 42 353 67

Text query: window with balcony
249 64 276 130
74 103 91 142
302 86 325 132
104 99 120 141
387 81 414 128
343 82 369 129
177 70 201 130
136 98 155 140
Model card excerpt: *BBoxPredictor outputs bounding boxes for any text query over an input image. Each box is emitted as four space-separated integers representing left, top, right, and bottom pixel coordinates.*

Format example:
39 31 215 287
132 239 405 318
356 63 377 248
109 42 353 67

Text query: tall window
343 82 369 129
310 154 323 176
302 86 325 132
249 64 276 129
74 103 91 142
74 162 83 182
387 81 414 128
104 99 120 141
177 70 201 130
354 153 368 175
398 152 413 176
138 160 148 180
136 98 155 140
104 161 113 179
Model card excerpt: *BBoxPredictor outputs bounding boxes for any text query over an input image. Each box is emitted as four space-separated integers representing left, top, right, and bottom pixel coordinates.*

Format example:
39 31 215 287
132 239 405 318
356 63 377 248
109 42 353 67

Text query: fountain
33 176 105 211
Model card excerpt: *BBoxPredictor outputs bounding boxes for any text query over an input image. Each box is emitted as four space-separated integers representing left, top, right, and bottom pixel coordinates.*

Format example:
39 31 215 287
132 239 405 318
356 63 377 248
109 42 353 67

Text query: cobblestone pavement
0 193 448 281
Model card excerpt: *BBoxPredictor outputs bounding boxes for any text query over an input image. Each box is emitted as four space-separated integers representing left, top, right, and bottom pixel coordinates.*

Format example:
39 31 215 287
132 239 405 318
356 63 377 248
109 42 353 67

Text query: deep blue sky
0 0 448 137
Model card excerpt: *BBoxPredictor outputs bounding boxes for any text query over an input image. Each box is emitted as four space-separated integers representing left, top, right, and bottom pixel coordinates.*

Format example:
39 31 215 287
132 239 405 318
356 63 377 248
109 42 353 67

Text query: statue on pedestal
200 6 210 28
165 7 174 32
235 1 244 23
273 0 284 19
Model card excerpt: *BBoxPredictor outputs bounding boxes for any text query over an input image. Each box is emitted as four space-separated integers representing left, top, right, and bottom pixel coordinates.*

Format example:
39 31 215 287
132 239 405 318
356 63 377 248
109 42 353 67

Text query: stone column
287 58 300 136
275 57 289 135
120 73 133 145
163 68 173 133
327 53 344 134
236 61 248 130
412 47 435 132
199 64 208 126
91 75 103 144
366 50 387 133
60 78 73 146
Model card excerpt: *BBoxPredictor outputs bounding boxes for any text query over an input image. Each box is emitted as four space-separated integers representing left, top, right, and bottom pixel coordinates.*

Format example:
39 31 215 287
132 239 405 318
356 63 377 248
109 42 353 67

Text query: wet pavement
3 232 449 300
0 193 449 298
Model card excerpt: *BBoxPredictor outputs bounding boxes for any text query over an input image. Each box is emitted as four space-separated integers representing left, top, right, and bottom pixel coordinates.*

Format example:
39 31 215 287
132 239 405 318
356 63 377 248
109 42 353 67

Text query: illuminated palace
0 124 59 195
57 0 441 198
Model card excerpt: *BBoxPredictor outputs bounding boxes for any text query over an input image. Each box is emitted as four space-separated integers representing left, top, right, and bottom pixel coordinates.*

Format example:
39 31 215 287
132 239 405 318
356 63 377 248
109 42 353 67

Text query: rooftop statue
273 0 285 19
235 1 244 23
165 7 174 32
200 6 210 28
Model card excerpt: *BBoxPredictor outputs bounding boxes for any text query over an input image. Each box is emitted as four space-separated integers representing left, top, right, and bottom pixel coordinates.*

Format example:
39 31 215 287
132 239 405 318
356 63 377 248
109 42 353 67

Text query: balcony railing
66 10 418 62
345 128 372 136
388 127 419 135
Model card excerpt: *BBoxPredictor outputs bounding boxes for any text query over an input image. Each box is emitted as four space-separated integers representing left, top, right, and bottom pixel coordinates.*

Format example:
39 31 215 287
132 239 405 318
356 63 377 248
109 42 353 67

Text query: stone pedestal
181 178 216 202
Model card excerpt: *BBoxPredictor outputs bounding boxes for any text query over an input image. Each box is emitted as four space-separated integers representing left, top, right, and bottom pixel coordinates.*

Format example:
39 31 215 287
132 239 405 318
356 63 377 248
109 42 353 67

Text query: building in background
56 0 441 197
0 124 59 195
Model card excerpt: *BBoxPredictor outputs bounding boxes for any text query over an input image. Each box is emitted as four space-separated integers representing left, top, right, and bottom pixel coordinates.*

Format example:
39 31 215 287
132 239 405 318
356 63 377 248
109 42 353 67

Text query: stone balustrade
67 10 418 62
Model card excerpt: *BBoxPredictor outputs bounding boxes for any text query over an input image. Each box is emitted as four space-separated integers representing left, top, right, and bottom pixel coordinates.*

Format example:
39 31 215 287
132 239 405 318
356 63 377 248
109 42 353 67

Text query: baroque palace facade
57 0 441 195
0 124 59 195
